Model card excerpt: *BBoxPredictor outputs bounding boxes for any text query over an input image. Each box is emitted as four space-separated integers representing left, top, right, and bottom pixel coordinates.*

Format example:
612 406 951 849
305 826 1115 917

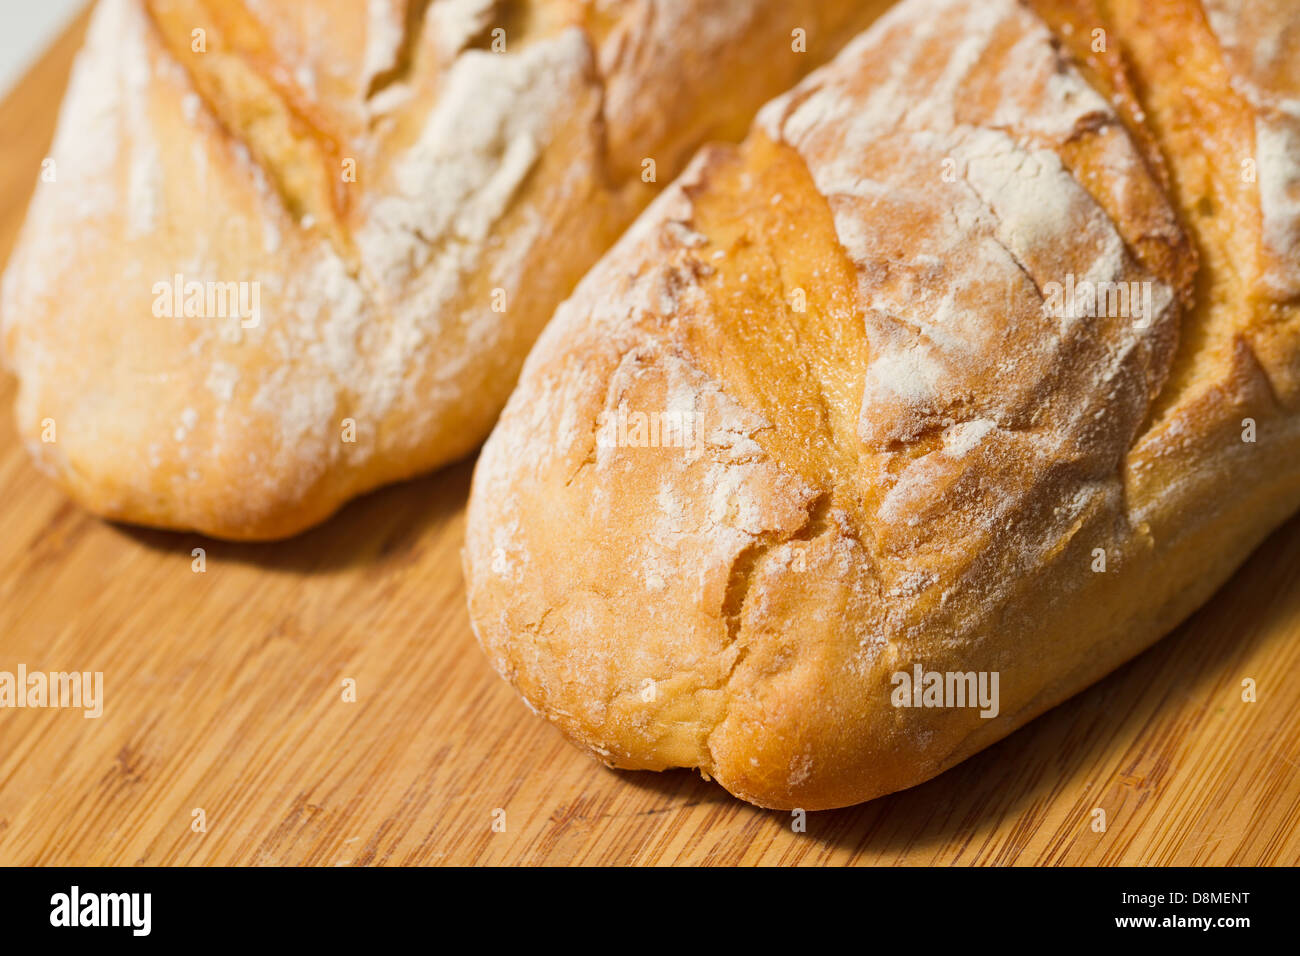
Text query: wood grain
0 7 1297 867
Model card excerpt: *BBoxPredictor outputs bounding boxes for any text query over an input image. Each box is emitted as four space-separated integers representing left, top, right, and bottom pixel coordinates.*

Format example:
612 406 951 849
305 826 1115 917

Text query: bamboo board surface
0 8 1297 867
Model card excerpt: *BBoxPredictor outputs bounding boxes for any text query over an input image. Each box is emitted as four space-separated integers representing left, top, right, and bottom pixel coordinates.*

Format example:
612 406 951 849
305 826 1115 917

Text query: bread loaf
464 0 1300 809
0 0 891 539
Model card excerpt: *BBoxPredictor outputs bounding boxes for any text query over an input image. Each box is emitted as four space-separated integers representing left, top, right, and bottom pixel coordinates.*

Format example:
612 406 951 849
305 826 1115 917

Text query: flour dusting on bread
465 0 1300 809
3 0 893 538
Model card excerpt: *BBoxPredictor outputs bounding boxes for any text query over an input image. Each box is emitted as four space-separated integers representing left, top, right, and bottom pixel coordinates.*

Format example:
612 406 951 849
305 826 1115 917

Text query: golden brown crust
464 0 1300 808
0 0 892 539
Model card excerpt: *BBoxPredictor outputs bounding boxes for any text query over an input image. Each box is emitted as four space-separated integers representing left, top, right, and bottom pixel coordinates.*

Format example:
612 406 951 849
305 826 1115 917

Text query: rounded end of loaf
5 374 341 541
463 353 933 811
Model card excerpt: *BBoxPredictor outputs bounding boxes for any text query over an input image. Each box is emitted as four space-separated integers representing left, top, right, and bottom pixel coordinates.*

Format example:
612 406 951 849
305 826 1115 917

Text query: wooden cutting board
1 8 1297 868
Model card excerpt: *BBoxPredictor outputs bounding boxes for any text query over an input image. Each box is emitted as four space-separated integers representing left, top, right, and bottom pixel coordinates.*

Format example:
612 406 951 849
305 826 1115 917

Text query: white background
0 0 86 98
